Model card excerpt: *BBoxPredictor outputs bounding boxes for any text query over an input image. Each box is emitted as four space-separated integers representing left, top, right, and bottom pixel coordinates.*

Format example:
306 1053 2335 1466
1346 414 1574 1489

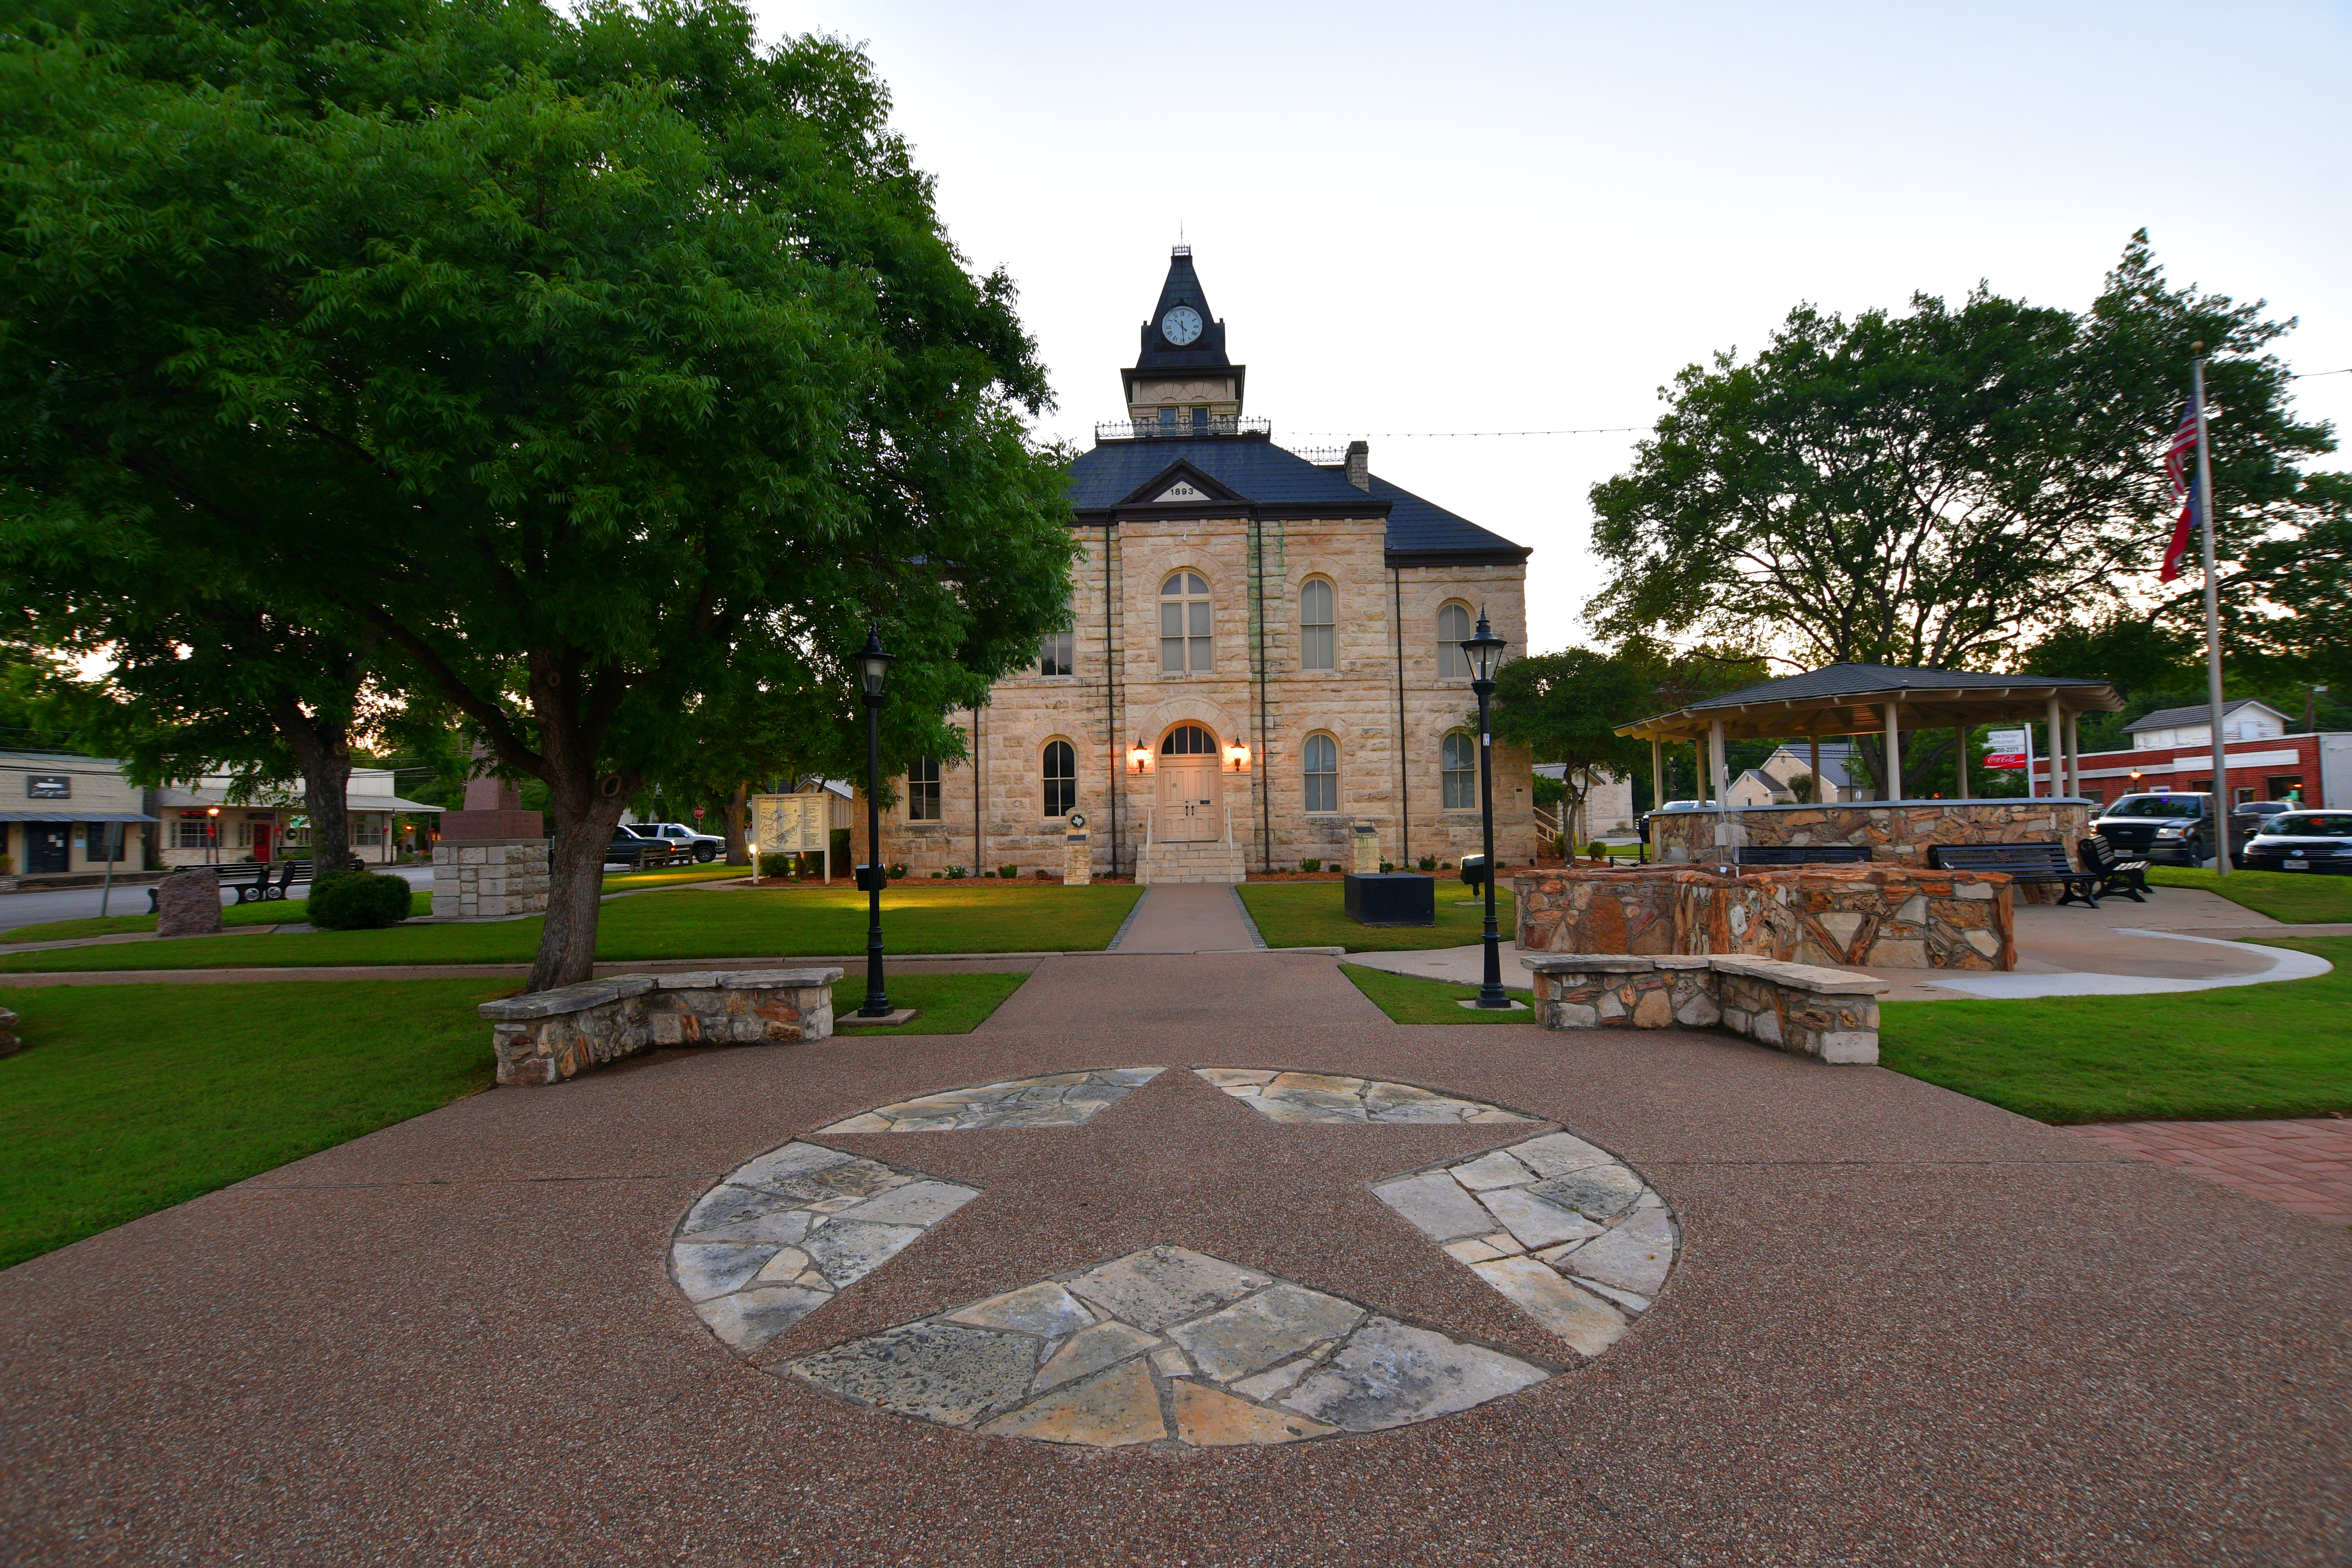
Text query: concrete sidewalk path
1105 882 1264 952
3 950 2347 1565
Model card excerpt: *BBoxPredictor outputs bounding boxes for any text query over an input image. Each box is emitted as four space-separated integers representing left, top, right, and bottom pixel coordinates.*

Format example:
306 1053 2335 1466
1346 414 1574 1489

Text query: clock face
1161 305 1203 346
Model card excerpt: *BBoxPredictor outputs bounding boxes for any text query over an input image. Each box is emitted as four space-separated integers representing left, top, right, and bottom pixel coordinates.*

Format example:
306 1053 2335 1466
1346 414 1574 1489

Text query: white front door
1158 759 1219 841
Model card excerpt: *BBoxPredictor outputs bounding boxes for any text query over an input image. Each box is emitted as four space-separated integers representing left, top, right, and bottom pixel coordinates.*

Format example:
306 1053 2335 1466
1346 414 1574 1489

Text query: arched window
1160 572 1212 673
1160 724 1217 755
1042 740 1075 817
1299 579 1335 671
907 757 942 821
1304 732 1339 813
1441 731 1478 810
1438 602 1473 678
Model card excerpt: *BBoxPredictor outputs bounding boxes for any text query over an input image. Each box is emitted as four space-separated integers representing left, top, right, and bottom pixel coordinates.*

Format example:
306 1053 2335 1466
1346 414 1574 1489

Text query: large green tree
1490 648 1654 848
1588 234 2346 675
1 0 1075 988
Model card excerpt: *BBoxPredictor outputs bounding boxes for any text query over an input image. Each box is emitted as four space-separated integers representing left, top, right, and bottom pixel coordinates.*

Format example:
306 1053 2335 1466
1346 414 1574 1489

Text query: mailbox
855 863 889 893
1460 853 1489 890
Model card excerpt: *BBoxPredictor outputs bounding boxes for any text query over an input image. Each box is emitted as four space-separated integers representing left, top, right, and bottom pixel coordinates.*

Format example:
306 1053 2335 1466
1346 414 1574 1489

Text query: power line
2291 367 2352 379
1280 425 1645 439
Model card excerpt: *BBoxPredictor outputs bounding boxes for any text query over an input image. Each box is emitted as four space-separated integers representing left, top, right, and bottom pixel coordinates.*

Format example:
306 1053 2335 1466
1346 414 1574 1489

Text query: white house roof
2123 699 2286 733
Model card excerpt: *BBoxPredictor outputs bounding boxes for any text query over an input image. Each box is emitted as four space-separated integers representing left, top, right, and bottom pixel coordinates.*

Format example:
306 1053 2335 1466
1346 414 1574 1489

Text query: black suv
2093 792 2216 866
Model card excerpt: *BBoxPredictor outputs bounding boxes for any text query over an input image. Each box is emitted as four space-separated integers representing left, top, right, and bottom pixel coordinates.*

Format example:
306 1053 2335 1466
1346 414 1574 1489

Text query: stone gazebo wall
1650 800 2092 868
1513 864 2014 970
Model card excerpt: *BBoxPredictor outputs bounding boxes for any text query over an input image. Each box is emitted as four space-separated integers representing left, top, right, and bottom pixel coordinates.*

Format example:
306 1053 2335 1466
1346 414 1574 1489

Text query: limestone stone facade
431 838 549 920
862 249 1535 881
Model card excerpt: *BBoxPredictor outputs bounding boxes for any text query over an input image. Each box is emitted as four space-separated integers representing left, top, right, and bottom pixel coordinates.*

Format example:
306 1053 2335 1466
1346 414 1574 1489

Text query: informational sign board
27 774 69 799
748 793 831 883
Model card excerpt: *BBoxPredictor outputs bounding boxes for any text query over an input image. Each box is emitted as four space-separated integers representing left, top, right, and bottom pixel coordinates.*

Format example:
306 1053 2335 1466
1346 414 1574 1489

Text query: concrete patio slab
3 950 2347 1565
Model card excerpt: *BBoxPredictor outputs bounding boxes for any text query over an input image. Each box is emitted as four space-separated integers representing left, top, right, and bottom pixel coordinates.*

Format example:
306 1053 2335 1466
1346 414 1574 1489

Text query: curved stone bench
1524 954 1886 1065
481 968 842 1085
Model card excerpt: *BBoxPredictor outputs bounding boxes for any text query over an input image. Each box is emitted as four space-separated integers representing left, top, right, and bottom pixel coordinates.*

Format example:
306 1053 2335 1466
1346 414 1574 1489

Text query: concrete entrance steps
1136 839 1246 885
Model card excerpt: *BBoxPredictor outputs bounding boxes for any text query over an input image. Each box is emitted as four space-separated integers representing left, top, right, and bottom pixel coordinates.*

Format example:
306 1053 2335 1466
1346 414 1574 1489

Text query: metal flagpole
2191 344 2231 877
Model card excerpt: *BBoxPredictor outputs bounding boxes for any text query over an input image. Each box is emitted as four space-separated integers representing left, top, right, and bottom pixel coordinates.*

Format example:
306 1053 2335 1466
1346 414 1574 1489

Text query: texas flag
2159 396 2199 583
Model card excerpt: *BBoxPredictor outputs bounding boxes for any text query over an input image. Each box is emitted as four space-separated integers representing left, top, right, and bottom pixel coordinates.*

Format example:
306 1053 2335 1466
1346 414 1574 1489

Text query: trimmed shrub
1033 868 1053 879
1299 858 1321 873
308 871 412 930
756 852 796 878
998 865 1019 879
1586 842 1609 860
945 865 967 879
1418 855 1437 871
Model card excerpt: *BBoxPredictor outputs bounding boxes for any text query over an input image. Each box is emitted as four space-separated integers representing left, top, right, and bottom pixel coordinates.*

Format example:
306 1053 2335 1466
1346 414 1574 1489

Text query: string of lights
1278 425 1644 439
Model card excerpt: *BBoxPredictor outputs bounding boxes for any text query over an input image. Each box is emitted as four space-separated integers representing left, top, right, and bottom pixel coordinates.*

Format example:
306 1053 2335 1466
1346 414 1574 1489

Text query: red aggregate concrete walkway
4 952 2350 1565
2068 1116 2352 1225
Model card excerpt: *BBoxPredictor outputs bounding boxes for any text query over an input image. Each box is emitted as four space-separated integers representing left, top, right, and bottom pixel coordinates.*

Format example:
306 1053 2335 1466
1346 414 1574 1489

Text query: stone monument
1062 812 1091 886
432 751 550 919
1351 819 1382 875
154 867 224 937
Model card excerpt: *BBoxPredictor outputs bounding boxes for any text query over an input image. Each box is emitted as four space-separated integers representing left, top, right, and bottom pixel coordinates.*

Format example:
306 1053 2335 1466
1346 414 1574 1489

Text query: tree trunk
723 782 749 865
529 765 635 993
271 698 353 873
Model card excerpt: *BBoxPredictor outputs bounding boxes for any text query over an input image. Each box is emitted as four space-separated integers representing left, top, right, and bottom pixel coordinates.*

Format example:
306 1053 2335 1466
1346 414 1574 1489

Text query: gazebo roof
1616 662 2122 743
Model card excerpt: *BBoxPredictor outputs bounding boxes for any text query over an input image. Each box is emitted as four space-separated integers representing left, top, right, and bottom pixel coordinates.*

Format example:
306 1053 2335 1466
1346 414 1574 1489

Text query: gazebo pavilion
1614 663 2124 862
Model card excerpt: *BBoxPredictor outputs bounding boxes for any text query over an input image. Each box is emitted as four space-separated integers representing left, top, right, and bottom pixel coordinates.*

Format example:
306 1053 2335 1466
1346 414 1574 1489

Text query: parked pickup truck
604 829 680 869
2092 792 2216 866
626 820 725 863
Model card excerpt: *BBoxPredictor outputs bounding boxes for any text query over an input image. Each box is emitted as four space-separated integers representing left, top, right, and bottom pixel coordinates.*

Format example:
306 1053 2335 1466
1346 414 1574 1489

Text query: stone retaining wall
1526 954 1885 1064
480 967 841 1086
1650 799 2091 872
433 838 550 920
1514 864 2014 970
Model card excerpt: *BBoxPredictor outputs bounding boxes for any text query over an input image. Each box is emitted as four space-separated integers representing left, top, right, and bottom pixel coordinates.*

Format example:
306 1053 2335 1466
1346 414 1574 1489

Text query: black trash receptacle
1343 871 1436 926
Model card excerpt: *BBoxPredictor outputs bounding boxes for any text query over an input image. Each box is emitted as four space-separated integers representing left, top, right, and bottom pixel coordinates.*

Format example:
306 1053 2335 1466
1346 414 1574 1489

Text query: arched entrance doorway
1157 724 1222 841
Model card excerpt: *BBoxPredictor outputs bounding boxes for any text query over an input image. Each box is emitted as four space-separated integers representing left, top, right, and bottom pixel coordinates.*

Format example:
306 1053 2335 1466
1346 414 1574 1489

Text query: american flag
2159 395 2199 583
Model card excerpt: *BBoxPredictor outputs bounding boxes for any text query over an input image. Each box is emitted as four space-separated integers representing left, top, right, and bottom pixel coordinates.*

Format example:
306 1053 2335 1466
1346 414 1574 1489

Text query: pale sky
755 0 2352 658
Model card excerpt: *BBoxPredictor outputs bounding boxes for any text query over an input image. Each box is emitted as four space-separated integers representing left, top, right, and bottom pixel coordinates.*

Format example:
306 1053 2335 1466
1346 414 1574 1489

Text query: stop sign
693 806 705 819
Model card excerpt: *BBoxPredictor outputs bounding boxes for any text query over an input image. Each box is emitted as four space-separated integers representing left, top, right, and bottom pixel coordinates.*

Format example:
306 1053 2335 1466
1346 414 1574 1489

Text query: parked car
604 829 674 868
2239 811 2352 874
2092 792 2216 866
626 820 724 862
2230 799 2295 857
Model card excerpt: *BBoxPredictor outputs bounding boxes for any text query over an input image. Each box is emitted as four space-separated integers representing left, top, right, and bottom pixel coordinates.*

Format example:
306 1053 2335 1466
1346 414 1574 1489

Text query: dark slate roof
2123 698 2278 732
1064 436 1529 564
1133 249 1231 372
1366 475 1528 563
1686 663 2114 711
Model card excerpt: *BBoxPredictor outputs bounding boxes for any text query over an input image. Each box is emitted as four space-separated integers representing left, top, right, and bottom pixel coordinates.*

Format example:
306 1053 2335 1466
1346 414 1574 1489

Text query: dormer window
1157 407 1179 431
1191 406 1208 431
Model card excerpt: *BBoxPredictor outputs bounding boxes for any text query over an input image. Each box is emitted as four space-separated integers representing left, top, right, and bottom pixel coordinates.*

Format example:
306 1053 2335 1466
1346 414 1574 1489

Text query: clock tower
1122 246 1246 432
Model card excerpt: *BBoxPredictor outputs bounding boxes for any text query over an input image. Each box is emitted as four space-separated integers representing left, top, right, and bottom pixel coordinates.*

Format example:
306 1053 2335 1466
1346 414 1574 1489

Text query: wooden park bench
1926 842 2101 907
1735 844 1873 868
2077 833 2151 904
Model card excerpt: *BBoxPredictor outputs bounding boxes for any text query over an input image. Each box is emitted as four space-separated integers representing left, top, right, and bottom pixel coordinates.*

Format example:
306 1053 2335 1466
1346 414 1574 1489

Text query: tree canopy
1587 234 2346 677
0 0 1076 987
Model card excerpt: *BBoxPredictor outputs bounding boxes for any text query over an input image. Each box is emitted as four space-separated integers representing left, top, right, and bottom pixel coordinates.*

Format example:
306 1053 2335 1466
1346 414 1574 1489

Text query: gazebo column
1809 734 1822 803
1650 737 1664 814
2065 711 2082 798
1954 724 1969 797
1881 701 1903 800
2045 695 2064 800
1709 719 1729 804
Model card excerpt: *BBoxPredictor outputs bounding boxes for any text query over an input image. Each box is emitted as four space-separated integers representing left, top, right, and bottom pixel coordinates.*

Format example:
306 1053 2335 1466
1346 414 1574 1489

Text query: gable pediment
1119 461 1244 509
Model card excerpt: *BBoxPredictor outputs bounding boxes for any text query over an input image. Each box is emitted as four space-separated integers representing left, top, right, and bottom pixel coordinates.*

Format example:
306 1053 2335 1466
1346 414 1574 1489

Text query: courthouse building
869 248 1535 883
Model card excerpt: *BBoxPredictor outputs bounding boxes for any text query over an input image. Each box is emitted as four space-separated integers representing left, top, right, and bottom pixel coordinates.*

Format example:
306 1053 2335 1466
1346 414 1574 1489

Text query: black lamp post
1465 610 1512 1009
855 625 895 1018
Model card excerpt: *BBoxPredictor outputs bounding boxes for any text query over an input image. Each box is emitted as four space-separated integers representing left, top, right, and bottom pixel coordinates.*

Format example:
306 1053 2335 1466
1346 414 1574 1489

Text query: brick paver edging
2068 1117 2352 1225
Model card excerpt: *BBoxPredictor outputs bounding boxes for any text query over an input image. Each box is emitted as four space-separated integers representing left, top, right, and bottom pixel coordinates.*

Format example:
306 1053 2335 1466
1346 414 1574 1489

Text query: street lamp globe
1465 610 1506 683
857 626 894 702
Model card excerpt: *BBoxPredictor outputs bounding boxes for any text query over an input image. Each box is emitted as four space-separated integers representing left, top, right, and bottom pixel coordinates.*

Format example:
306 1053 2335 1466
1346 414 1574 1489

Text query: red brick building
2027 700 2352 808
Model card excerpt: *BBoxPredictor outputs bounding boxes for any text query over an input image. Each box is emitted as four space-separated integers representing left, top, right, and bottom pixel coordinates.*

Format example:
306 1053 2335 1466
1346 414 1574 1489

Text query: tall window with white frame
1039 625 1073 677
906 757 942 822
1160 572 1212 673
1304 733 1339 813
1300 579 1335 671
1042 740 1076 818
1441 731 1478 809
1438 602 1473 678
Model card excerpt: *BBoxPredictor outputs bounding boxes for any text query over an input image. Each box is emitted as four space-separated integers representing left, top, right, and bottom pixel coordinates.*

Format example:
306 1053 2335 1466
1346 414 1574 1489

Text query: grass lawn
1879 937 2352 1124
1339 963 1535 1024
828 971 1028 1035
601 865 748 892
0 883 1143 972
3 890 436 945
0 968 1029 1270
1239 880 1517 952
2144 866 2352 924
